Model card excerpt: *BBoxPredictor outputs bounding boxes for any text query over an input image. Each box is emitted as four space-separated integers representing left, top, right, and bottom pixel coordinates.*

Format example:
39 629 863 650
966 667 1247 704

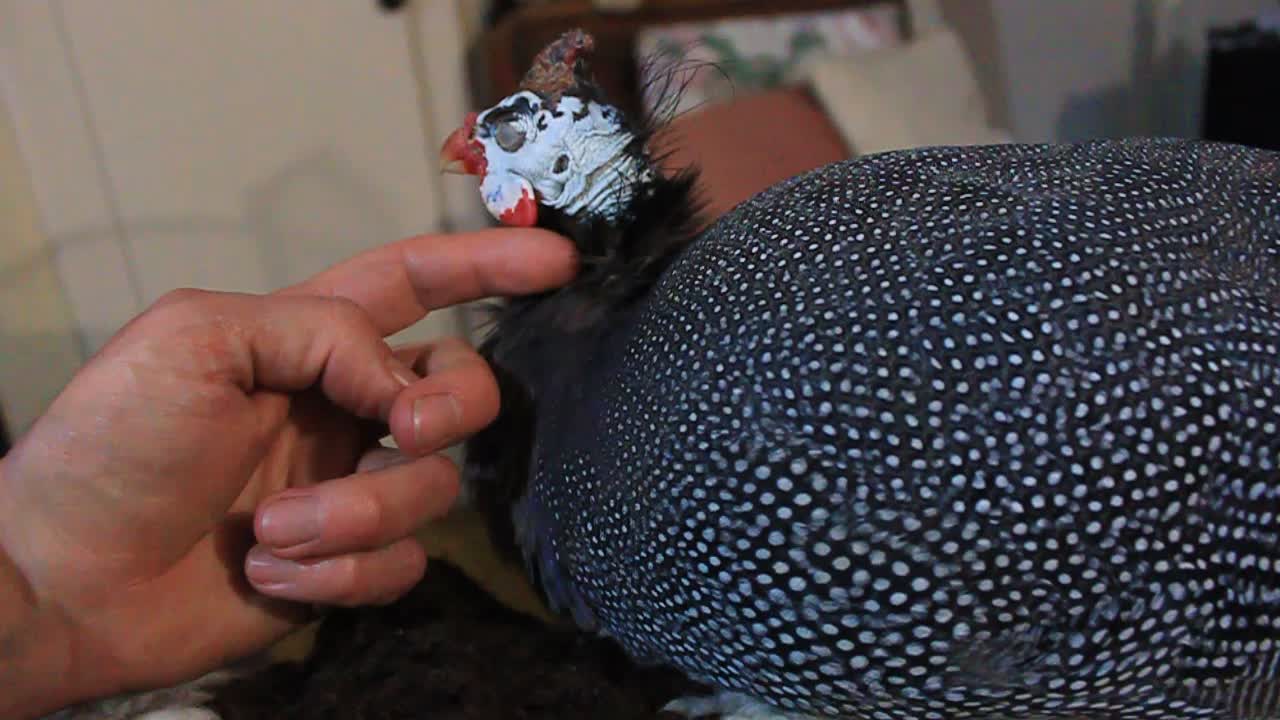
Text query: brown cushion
657 86 851 222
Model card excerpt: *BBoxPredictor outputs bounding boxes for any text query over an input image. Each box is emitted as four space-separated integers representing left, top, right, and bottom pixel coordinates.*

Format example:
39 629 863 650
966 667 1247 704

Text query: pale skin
0 228 577 719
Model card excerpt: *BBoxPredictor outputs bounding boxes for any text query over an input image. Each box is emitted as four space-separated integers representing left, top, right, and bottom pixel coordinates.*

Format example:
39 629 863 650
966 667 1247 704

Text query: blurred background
2 0 1278 451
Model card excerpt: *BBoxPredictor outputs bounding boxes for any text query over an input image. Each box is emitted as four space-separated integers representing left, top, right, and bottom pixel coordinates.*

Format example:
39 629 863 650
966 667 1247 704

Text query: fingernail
258 494 321 549
388 356 420 388
413 393 462 451
245 546 302 586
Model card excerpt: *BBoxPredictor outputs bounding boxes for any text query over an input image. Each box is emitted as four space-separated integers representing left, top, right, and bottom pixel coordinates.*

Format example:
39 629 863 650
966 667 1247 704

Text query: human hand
0 228 575 717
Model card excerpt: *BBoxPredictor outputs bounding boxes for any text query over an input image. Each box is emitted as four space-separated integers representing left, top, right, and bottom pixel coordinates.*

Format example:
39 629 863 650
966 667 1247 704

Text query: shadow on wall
1055 1 1204 142
244 148 403 287
1056 87 1137 142
4 146 417 353
0 330 83 440
6 220 241 353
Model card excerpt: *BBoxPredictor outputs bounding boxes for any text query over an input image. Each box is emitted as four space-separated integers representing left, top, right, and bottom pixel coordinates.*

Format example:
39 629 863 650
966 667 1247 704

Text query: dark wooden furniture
468 0 910 119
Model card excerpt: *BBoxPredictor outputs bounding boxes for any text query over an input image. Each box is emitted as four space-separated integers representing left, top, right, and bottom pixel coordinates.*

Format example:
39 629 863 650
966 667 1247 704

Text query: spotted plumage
441 26 1280 720
462 133 1280 719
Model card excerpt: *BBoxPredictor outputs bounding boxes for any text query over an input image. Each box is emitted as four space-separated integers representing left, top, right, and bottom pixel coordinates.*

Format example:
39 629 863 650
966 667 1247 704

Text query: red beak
440 112 487 176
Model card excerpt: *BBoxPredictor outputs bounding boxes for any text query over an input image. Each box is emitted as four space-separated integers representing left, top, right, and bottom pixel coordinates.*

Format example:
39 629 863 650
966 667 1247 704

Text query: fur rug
49 560 709 719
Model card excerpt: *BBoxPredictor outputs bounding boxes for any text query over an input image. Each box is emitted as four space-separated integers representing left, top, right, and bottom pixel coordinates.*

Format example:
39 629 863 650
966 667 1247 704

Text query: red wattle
498 188 538 227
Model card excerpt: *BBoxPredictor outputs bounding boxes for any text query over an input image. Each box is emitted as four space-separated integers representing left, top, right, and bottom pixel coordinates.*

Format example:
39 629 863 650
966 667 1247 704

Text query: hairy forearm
0 458 92 719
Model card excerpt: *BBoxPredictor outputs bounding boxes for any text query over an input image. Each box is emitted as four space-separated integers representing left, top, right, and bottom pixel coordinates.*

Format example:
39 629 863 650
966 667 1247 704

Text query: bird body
446 30 1280 720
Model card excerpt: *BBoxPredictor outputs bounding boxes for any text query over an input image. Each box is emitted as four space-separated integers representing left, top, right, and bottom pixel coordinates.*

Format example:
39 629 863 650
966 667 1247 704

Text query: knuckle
425 336 483 375
343 484 386 544
422 345 500 428
426 453 460 485
421 454 461 510
374 548 425 605
432 335 472 356
389 341 430 364
123 289 247 364
446 368 500 432
325 556 364 606
153 287 213 309
138 288 220 329
322 295 372 331
367 543 424 606
473 367 501 422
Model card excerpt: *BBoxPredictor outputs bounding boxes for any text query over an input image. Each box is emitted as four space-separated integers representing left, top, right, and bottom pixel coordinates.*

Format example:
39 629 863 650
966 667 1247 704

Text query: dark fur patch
206 561 706 719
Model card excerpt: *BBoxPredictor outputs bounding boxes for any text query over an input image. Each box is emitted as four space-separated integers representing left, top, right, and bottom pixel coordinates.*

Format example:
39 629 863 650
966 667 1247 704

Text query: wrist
0 458 100 719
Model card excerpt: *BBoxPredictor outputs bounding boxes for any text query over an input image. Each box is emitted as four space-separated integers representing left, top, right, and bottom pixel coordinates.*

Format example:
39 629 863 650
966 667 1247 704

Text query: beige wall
4 1 478 342
0 100 82 435
943 0 1271 143
0 0 492 434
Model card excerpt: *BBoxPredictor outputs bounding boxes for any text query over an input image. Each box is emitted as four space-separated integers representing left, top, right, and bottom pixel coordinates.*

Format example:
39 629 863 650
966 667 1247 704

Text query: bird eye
554 154 569 174
494 120 525 152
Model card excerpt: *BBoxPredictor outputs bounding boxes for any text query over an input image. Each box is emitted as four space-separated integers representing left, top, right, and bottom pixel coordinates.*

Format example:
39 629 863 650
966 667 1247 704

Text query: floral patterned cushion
635 4 905 119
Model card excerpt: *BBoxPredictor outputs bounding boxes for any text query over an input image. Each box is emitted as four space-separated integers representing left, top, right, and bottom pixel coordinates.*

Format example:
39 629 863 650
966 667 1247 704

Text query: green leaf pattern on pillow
636 4 905 118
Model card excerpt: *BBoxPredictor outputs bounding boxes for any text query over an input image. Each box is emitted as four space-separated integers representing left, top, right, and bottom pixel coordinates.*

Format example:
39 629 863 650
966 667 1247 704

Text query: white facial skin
472 91 649 223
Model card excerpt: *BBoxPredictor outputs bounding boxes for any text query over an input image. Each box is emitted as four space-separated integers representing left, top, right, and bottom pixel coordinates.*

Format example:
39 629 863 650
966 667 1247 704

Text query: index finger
278 227 577 336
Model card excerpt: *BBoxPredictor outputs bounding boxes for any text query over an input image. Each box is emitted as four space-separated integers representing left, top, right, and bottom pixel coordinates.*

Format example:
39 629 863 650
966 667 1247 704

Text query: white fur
40 663 256 720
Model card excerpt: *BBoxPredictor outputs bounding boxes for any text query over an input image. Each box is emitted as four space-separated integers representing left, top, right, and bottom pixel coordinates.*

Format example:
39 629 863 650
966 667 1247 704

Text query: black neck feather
464 145 706 573
484 140 706 354
531 171 701 316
